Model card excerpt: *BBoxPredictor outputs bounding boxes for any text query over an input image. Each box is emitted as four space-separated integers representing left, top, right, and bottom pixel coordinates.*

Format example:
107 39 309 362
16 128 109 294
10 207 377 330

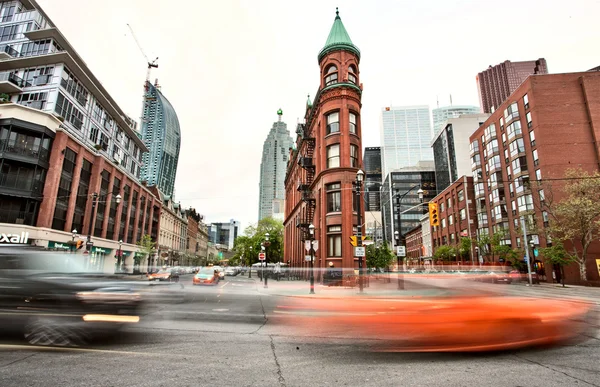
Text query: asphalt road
0 274 599 387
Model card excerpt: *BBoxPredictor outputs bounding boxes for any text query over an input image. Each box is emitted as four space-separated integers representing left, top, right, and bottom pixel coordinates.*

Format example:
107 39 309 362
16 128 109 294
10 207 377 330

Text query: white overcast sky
39 0 599 231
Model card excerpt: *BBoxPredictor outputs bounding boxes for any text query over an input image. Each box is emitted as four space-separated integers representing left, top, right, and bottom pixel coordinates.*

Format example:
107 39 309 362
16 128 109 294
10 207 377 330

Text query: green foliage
366 244 395 269
540 241 575 287
458 237 472 259
544 168 600 281
434 245 457 261
136 234 156 257
232 217 285 264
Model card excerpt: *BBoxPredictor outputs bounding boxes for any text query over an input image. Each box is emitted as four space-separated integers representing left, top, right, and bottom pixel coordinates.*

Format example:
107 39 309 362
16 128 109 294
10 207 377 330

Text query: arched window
325 65 338 86
348 65 357 84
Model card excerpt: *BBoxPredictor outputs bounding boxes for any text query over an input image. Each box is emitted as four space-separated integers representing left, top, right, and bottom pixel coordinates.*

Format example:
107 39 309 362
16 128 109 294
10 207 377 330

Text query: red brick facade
284 13 364 277
430 176 478 264
37 130 161 245
469 71 600 284
405 226 423 264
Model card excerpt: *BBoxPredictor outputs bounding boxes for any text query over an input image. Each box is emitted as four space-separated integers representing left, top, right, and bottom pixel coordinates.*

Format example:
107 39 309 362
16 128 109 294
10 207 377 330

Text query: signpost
396 246 406 257
305 255 312 262
354 246 366 257
258 252 266 261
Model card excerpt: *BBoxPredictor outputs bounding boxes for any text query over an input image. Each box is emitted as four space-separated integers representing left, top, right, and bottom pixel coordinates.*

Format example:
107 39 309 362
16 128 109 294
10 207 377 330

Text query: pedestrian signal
429 202 440 227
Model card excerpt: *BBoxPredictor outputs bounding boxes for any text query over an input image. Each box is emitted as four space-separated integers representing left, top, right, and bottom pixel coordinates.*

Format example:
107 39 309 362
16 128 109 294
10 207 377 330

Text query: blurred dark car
0 247 142 346
480 271 512 284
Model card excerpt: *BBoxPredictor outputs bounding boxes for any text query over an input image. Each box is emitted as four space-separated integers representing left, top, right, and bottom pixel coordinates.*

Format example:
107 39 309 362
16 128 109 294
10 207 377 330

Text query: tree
434 245 457 261
233 217 285 266
543 168 600 282
136 234 156 273
540 241 574 287
366 244 395 270
458 237 472 261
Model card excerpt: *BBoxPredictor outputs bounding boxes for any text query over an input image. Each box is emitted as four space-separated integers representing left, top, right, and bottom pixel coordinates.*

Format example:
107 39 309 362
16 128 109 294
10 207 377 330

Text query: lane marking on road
0 344 175 357
212 309 230 312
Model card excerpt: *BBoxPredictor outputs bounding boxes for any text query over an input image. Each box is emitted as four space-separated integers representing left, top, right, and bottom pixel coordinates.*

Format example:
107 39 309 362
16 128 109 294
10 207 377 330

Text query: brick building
404 225 423 266
469 71 600 284
476 59 548 114
284 9 364 276
0 104 161 274
430 176 477 264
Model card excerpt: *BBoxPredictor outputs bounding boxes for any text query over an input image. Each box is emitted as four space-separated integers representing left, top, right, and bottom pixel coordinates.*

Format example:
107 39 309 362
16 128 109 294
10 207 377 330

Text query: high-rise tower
258 109 293 221
284 8 363 272
140 80 181 197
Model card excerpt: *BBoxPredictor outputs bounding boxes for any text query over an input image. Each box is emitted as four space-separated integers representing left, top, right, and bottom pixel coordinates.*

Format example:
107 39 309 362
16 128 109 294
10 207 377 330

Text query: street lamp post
309 224 315 294
248 246 253 278
117 239 123 272
355 169 364 293
394 186 423 290
263 233 270 288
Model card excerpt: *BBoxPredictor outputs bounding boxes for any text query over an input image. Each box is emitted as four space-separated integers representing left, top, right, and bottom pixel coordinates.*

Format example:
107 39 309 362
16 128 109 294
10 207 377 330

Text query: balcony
0 172 45 196
0 72 30 93
298 157 314 168
297 183 310 192
18 100 44 110
0 139 50 162
0 45 19 60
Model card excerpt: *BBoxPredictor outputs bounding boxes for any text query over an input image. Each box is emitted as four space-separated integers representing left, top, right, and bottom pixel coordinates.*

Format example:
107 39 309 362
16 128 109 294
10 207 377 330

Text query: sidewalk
254 275 600 304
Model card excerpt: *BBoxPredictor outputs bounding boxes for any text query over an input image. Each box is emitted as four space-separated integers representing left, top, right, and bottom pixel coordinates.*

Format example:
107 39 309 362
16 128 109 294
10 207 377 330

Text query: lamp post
248 246 253 278
355 169 364 293
117 239 123 272
309 223 315 294
263 233 270 288
71 229 77 253
394 186 423 289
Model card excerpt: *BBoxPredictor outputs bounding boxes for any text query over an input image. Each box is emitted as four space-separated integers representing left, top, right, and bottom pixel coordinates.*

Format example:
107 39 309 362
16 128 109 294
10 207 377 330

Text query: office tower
432 113 490 191
380 106 433 178
258 109 293 221
140 80 181 197
432 105 480 134
476 59 548 113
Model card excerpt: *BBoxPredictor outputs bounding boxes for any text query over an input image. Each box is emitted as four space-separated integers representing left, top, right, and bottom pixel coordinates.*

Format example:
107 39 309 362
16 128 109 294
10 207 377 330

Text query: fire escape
296 123 316 241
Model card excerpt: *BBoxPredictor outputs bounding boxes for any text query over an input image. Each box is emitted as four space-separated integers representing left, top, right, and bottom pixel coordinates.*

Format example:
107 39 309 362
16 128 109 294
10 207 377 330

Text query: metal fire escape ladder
296 124 317 241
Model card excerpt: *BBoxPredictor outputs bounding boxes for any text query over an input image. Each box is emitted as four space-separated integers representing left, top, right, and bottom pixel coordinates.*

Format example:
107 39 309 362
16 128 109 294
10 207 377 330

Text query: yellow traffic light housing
429 202 440 227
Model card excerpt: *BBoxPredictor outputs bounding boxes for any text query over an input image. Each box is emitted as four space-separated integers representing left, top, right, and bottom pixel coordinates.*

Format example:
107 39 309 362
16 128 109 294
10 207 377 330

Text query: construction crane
126 23 158 124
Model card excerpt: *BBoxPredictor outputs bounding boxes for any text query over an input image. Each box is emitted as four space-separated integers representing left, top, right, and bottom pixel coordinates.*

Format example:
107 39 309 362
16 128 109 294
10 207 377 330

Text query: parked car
224 267 237 276
0 247 142 346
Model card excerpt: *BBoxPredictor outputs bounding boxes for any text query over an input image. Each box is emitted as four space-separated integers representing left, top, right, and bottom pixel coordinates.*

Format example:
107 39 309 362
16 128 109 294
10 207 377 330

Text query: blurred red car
275 296 593 352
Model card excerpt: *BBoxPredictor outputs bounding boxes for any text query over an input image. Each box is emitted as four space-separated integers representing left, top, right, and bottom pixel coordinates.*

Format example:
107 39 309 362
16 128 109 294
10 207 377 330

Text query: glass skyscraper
380 106 433 178
258 110 293 221
140 81 181 197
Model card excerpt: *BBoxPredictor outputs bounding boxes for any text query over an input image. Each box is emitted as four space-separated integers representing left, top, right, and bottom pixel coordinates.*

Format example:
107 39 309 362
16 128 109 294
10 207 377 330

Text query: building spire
277 108 283 122
318 8 360 62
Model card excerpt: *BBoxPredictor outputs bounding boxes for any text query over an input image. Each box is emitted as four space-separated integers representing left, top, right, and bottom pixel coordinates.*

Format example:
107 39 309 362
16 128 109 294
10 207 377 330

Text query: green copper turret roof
318 8 360 62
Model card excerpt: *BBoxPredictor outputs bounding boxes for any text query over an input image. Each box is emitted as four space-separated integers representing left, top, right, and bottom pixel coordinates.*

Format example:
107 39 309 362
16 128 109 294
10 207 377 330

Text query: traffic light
76 240 84 250
429 202 440 227
349 236 358 247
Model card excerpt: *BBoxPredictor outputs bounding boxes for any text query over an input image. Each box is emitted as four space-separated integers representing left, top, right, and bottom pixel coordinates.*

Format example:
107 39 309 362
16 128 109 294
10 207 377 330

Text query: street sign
258 253 266 261
524 255 528 263
354 246 366 257
304 240 311 252
349 236 358 247
396 246 406 257
312 240 319 251
305 255 312 262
